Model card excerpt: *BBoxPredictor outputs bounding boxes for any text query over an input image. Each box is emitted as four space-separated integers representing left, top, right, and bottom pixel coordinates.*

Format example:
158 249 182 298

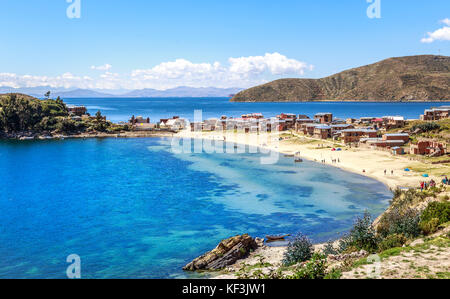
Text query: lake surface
64 97 447 123
0 138 392 278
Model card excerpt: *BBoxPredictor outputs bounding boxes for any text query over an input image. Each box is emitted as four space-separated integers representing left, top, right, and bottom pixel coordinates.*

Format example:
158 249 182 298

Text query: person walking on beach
391 170 394 175
430 179 436 188
384 170 387 175
420 181 424 191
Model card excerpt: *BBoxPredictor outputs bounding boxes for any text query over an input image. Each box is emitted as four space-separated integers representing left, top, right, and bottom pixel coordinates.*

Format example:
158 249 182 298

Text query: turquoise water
0 138 392 278
64 97 447 123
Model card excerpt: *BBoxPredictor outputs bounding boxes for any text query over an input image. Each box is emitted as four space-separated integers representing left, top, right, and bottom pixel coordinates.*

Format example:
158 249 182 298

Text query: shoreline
0 130 176 141
176 130 429 190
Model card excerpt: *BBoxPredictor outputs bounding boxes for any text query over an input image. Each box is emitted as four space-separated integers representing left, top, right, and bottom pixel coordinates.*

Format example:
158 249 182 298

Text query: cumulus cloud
228 53 312 76
421 18 450 43
131 53 312 89
0 53 312 90
91 64 112 71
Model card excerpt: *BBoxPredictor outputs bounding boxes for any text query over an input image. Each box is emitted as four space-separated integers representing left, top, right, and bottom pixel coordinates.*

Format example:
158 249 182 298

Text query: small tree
95 110 103 122
45 91 51 99
339 212 379 253
282 233 313 266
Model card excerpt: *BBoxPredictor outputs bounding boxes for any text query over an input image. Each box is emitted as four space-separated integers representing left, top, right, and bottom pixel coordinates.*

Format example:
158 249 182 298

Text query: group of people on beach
384 169 395 176
419 176 449 191
317 158 340 164
420 179 436 191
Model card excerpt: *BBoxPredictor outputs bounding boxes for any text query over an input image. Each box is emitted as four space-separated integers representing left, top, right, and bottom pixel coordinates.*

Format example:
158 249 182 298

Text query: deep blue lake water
64 97 447 123
0 137 392 278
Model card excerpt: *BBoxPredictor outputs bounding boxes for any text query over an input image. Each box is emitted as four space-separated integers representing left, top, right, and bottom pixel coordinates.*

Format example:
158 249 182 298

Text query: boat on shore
265 234 290 242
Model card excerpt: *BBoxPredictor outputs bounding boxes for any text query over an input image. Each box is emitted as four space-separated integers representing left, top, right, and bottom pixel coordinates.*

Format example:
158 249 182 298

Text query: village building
410 140 447 157
313 125 332 139
359 117 375 124
130 115 150 125
133 123 156 131
314 113 333 124
383 116 406 130
160 116 187 130
166 118 187 131
383 133 410 143
331 124 354 131
277 113 297 120
392 147 405 155
365 139 407 149
68 106 87 116
302 123 320 136
295 118 314 131
421 106 450 121
242 113 264 119
360 133 410 149
340 129 378 144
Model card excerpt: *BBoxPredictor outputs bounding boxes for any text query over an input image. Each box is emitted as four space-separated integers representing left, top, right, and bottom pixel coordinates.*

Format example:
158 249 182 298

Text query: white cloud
131 53 312 89
91 64 112 71
0 53 312 90
228 53 312 76
421 18 450 43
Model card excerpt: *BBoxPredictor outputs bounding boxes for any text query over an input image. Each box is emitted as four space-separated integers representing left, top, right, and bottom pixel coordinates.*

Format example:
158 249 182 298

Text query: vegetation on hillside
0 93 127 137
231 186 450 279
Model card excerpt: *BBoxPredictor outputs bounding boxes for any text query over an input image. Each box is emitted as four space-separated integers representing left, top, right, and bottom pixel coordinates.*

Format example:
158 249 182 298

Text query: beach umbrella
423 174 429 178
404 168 410 172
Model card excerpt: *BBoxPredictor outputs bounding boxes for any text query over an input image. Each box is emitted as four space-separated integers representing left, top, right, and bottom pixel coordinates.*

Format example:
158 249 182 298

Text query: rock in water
183 234 258 271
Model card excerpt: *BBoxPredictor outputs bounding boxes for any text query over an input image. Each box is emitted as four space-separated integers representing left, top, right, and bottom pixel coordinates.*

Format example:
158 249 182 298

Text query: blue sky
0 0 448 90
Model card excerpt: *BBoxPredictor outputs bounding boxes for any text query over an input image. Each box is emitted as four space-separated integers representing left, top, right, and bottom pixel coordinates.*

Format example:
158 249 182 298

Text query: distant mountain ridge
231 55 450 102
0 86 243 98
121 87 242 98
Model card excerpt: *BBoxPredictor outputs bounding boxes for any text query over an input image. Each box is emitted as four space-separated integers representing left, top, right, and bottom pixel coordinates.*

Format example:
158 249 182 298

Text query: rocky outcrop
231 55 450 102
327 250 368 262
183 234 259 271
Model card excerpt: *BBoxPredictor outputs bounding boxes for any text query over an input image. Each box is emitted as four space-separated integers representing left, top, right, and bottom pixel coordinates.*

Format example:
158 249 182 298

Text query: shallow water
0 138 392 278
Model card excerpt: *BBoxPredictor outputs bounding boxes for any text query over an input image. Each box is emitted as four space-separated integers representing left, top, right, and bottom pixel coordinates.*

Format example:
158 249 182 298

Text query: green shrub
412 122 441 132
322 240 339 256
420 201 450 225
339 212 378 253
289 253 327 279
420 218 440 235
324 268 342 280
377 207 421 239
378 234 407 251
55 118 78 133
282 233 313 266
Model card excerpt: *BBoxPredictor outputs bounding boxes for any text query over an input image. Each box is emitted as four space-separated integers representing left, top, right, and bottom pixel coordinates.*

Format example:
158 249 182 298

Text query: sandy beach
176 130 435 190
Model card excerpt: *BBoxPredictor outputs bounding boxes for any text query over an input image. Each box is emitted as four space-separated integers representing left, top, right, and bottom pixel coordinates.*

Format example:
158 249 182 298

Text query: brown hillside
231 55 450 102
